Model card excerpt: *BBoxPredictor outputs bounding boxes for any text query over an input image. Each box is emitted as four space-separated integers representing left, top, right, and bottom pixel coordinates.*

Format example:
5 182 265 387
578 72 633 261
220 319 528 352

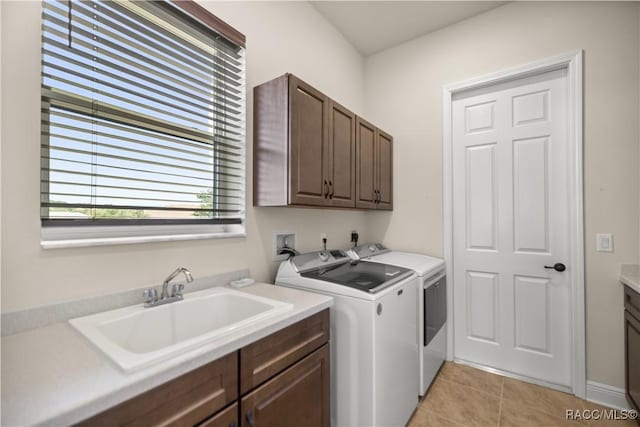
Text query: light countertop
620 264 640 295
1 283 333 427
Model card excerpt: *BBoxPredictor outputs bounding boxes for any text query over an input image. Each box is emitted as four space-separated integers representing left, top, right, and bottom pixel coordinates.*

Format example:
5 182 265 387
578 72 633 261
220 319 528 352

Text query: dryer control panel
351 243 390 259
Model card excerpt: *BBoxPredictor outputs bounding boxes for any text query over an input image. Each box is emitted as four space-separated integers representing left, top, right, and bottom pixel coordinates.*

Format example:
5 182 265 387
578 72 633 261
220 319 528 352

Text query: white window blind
41 0 246 235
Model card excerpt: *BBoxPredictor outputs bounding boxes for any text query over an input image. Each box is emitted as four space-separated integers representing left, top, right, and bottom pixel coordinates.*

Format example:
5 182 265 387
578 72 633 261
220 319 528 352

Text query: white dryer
349 243 446 396
276 249 419 427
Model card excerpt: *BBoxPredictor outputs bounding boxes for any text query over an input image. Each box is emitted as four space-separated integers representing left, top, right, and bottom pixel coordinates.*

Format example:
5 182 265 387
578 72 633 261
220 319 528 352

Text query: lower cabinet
624 286 640 413
76 309 330 427
76 353 238 427
241 345 330 427
199 403 238 427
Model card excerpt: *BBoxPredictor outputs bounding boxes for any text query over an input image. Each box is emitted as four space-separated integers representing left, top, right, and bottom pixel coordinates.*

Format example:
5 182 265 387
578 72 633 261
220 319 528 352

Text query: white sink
70 286 293 372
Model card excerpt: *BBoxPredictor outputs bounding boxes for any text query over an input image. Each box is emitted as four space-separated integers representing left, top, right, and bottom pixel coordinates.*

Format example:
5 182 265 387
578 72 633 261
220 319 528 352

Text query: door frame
442 50 585 398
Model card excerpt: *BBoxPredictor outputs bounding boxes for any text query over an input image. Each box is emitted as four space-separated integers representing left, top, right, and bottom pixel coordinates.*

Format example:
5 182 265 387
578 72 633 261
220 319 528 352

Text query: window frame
39 0 247 248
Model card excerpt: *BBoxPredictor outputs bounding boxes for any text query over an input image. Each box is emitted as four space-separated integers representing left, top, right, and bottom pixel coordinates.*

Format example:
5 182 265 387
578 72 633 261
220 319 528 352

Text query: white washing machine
276 249 419 427
348 243 446 396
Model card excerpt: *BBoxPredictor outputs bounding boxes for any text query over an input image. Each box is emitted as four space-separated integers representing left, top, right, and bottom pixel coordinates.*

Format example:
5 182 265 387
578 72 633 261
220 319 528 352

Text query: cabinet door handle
329 180 334 199
324 180 329 198
246 410 255 427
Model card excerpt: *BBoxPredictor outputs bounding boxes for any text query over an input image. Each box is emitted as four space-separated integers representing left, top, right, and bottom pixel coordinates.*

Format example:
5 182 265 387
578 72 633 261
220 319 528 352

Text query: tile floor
408 362 638 426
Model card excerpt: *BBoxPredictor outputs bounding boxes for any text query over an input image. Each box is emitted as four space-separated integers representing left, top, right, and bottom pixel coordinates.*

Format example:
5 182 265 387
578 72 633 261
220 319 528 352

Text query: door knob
544 263 566 272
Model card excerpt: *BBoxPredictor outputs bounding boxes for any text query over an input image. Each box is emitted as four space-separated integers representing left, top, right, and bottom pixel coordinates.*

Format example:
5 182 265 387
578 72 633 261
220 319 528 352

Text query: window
40 0 246 247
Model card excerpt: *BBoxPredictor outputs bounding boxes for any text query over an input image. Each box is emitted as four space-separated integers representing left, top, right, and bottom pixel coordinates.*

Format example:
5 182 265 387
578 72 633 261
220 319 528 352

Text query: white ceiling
310 1 507 56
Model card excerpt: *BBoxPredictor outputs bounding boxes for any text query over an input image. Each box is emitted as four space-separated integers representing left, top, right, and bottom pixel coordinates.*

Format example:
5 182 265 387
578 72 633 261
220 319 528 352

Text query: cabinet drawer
240 309 329 394
77 352 238 427
241 344 330 427
198 403 238 427
625 285 640 321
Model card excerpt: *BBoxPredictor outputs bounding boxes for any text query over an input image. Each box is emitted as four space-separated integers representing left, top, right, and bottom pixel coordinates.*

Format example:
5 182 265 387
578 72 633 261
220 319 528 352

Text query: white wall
0 1 366 312
363 1 640 389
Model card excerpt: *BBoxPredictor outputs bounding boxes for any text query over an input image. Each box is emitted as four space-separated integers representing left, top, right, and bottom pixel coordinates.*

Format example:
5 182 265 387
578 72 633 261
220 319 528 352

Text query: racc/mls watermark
566 408 638 421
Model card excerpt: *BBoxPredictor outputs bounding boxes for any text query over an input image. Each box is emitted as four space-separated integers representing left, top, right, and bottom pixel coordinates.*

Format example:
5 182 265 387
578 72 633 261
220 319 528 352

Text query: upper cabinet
327 100 357 208
288 76 329 207
254 74 391 210
355 118 393 210
355 118 377 209
377 130 394 210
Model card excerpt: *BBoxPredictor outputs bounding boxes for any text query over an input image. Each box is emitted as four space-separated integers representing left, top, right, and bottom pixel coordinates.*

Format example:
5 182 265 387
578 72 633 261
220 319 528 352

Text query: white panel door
452 69 571 386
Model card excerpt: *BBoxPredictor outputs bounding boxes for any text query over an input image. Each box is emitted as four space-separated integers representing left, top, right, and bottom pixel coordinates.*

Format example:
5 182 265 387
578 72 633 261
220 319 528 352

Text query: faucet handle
143 288 158 303
171 283 185 298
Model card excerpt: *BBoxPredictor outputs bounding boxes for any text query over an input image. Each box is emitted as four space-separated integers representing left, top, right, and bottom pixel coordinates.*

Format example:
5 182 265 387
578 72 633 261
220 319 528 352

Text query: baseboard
586 381 630 410
454 358 573 393
454 359 631 411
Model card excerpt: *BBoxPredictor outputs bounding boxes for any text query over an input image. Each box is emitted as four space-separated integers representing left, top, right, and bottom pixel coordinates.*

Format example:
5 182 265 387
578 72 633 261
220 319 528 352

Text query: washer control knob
319 251 330 262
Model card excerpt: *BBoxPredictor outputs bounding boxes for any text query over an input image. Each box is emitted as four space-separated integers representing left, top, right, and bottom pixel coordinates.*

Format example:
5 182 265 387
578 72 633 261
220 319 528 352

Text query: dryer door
425 276 447 346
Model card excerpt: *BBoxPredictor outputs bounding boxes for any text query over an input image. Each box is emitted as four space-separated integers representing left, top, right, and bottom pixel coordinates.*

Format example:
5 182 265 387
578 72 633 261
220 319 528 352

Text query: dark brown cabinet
288 76 329 207
355 117 377 209
77 310 330 427
254 73 389 210
241 345 330 427
240 307 330 394
376 130 393 210
355 118 393 210
327 100 357 208
254 74 353 208
76 353 238 427
199 403 238 427
624 286 640 414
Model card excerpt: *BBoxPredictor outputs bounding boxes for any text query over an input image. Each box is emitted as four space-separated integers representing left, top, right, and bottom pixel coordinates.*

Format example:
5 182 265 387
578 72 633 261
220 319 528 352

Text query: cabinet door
199 403 238 427
289 76 329 206
241 344 330 427
328 101 356 208
625 310 640 412
355 117 377 209
376 130 393 210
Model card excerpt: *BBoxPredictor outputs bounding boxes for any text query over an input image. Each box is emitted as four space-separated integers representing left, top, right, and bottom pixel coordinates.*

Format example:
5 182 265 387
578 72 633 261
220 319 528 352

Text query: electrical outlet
273 231 295 261
350 230 359 246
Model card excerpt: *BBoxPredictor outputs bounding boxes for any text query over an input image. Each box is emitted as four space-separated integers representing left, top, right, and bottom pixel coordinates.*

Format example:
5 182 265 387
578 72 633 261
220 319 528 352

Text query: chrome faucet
161 267 193 299
143 267 194 308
